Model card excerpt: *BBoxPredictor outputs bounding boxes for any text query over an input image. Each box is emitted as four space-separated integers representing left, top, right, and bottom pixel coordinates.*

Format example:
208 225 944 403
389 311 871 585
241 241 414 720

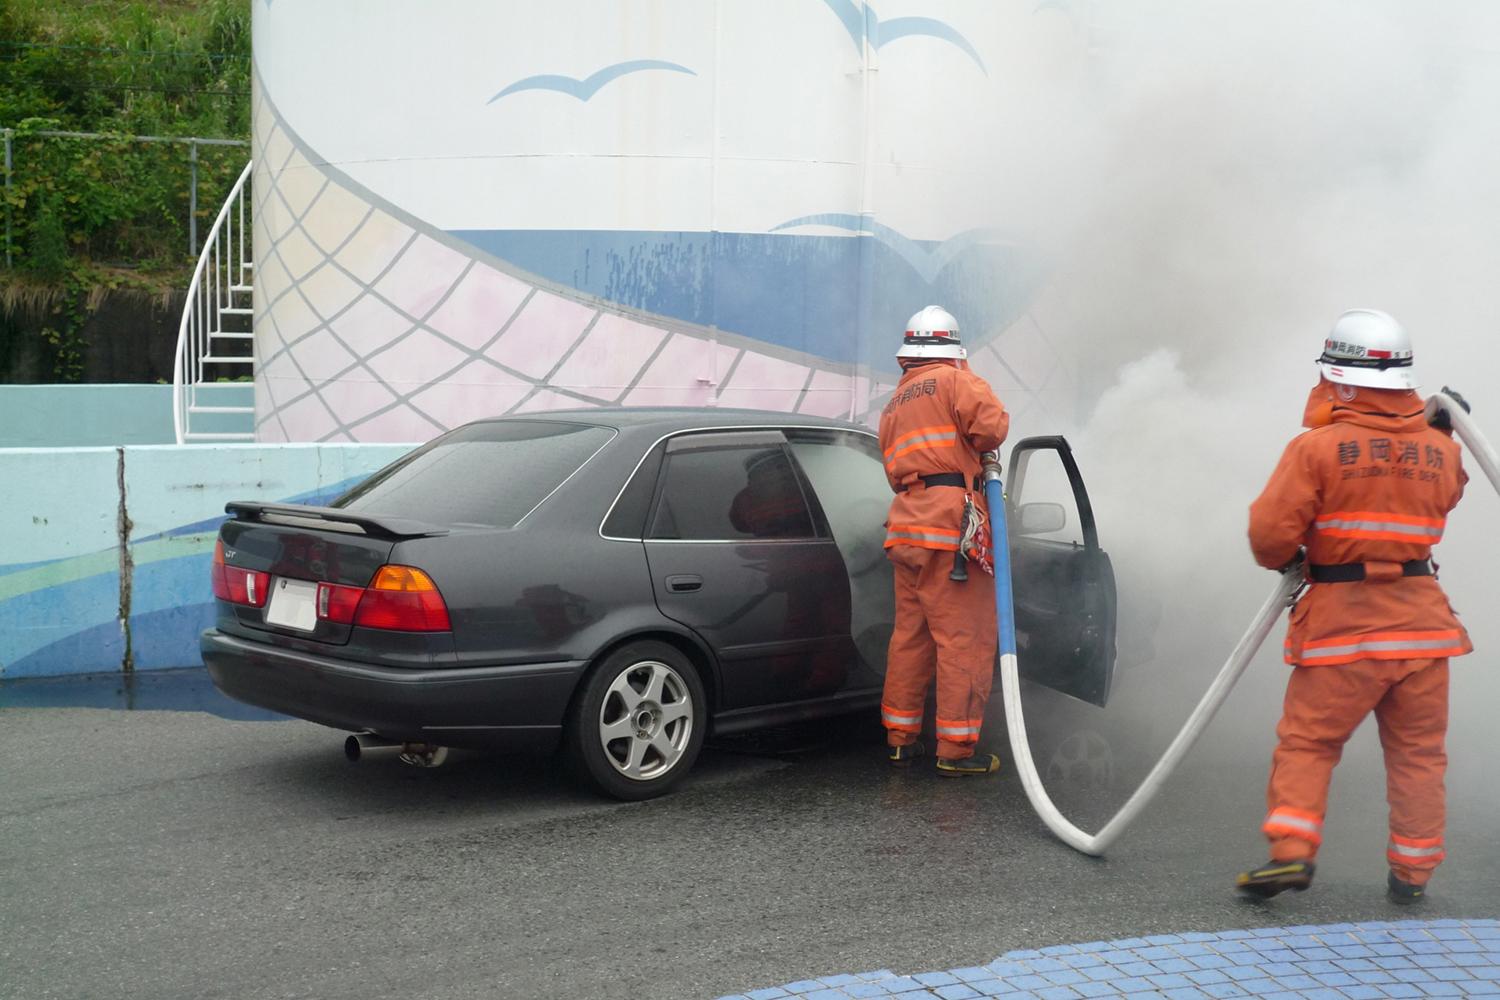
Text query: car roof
468 407 875 435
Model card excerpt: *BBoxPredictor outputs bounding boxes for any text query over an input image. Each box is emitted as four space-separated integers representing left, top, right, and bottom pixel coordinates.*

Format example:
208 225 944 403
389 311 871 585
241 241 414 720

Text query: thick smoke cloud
995 1 1500 817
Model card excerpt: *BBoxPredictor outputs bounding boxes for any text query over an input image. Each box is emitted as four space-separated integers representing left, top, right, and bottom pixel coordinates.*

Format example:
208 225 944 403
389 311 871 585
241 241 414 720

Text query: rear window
333 421 614 528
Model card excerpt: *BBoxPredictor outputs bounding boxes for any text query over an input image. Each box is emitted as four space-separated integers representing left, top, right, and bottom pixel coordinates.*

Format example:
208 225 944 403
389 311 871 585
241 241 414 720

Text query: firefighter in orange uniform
1237 309 1471 903
879 305 1010 775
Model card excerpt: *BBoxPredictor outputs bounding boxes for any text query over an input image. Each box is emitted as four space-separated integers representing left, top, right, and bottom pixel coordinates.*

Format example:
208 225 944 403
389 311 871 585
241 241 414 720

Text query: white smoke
991 0 1500 813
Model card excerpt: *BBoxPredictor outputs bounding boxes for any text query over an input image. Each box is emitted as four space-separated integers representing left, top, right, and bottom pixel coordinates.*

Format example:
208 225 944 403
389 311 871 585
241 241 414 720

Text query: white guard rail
172 160 254 444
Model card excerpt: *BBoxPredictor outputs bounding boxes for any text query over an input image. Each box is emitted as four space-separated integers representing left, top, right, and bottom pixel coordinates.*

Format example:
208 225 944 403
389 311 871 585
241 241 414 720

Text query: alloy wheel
597 659 694 781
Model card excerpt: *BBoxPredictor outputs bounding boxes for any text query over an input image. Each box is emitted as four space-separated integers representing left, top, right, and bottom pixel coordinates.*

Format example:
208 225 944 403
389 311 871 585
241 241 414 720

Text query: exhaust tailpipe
344 733 449 768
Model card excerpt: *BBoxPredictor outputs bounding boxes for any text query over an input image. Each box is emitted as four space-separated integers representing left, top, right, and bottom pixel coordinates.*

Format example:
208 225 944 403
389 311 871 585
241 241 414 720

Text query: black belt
895 472 971 493
1309 560 1433 583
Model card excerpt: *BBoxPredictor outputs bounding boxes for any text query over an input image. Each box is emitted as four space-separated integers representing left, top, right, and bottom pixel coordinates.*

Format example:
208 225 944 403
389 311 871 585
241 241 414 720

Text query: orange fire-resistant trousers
1265 657 1449 885
882 545 997 761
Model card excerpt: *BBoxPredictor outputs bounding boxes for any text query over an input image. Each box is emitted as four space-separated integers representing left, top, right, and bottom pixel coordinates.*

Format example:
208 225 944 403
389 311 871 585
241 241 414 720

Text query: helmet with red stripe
897 305 966 360
1318 309 1417 389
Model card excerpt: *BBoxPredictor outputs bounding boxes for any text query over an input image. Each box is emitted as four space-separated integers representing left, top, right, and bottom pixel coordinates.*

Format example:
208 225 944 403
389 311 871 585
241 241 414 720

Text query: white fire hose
987 389 1485 856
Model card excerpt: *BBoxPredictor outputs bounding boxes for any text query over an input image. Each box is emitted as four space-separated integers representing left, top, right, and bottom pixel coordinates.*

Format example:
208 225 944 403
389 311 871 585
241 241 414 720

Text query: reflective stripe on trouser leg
1375 658 1450 885
882 546 937 747
914 547 997 761
1264 663 1387 860
1262 807 1324 845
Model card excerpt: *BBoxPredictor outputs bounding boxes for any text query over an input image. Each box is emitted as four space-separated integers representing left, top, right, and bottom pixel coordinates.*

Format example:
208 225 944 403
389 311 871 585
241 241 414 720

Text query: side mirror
1016 501 1066 536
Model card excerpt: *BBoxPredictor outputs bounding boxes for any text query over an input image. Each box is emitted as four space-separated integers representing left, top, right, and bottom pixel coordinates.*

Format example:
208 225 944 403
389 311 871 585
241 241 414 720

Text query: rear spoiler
224 501 449 539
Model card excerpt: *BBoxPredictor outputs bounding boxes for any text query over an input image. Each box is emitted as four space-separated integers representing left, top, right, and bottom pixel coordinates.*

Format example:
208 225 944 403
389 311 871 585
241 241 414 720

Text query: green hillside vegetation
1 0 250 288
0 0 250 379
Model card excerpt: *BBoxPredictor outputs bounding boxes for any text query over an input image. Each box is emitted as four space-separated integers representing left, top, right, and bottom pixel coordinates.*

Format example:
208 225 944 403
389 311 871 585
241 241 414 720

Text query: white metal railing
173 160 254 444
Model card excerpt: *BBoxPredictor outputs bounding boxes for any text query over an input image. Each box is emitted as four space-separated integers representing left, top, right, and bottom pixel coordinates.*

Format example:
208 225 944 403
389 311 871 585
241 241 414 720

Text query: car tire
566 641 707 801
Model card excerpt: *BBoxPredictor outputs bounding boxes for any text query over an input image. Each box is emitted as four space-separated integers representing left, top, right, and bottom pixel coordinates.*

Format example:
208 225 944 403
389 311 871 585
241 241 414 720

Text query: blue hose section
986 477 1018 658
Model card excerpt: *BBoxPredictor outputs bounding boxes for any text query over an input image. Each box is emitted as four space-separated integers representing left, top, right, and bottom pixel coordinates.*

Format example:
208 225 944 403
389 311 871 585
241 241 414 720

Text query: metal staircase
173 160 255 444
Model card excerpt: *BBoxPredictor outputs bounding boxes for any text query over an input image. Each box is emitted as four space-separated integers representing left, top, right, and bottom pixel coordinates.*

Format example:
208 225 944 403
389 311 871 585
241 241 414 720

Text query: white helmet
1318 309 1417 389
897 305 966 360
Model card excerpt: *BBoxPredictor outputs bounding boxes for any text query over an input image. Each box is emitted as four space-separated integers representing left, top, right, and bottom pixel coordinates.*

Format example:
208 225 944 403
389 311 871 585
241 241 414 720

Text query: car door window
649 444 816 541
786 429 895 677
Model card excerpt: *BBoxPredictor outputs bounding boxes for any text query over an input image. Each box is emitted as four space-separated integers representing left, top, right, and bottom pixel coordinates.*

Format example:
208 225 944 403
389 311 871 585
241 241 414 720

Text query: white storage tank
251 0 1085 442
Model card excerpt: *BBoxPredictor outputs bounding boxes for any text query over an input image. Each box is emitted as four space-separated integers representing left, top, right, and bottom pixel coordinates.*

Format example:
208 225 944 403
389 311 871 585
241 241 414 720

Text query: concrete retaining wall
0 442 415 679
0 384 255 447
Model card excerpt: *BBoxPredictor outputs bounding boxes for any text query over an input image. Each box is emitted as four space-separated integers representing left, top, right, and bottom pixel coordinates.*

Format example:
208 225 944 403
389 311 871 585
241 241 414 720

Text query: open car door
1005 436 1118 707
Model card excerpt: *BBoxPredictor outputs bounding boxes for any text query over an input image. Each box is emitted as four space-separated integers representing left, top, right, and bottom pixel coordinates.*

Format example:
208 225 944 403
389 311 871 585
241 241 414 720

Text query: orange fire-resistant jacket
1249 381 1471 666
879 361 1008 552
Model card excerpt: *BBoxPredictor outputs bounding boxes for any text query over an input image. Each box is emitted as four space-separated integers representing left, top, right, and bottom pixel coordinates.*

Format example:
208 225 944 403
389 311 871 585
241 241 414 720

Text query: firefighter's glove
1278 547 1306 574
1428 386 1471 431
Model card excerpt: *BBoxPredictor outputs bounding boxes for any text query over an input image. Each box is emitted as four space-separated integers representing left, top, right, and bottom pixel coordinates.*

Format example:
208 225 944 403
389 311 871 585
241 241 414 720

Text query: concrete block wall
0 442 414 679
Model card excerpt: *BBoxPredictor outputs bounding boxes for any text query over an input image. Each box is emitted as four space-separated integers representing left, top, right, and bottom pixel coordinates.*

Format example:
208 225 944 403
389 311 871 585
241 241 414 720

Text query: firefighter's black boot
1235 859 1315 898
935 752 1001 777
1387 871 1426 905
888 741 924 767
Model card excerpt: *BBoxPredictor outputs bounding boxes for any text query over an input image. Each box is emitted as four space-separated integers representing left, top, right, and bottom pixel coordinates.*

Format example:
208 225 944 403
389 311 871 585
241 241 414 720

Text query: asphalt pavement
1 674 1497 1000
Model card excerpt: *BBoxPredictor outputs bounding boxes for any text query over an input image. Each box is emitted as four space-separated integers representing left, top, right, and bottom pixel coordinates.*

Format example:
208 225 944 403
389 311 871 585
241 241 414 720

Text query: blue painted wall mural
0 443 414 679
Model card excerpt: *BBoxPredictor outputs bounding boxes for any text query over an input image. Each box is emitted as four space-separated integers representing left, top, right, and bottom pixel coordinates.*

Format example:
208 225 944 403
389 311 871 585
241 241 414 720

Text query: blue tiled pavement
717 920 1500 1000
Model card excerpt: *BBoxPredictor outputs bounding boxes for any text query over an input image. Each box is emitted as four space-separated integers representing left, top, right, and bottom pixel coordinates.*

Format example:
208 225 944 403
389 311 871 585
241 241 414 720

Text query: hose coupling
981 450 1003 484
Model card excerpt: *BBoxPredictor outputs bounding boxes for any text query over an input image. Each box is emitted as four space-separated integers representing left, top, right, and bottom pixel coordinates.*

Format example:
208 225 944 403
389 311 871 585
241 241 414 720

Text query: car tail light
316 582 364 624
212 540 269 608
352 565 452 632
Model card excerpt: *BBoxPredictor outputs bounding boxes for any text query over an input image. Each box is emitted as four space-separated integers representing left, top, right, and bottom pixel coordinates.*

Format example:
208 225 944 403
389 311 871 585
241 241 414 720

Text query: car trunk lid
217 503 447 645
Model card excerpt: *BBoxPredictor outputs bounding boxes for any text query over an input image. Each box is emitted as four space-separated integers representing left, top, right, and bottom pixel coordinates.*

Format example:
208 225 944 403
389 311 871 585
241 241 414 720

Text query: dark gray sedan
202 408 1115 799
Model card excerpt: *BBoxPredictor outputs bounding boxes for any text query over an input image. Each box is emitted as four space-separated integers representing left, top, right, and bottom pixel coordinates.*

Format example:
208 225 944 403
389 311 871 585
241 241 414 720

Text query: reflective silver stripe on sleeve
1313 517 1443 537
882 709 923 726
1302 635 1464 660
1388 840 1445 858
1265 811 1322 835
883 431 958 463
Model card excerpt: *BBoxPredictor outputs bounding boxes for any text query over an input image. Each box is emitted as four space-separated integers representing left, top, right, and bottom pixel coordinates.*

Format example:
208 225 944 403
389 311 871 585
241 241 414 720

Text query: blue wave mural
450 227 1044 367
0 474 374 680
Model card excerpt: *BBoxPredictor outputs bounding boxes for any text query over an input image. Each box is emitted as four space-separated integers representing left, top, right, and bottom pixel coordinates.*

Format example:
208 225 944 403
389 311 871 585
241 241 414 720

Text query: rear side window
334 421 614 528
649 444 816 541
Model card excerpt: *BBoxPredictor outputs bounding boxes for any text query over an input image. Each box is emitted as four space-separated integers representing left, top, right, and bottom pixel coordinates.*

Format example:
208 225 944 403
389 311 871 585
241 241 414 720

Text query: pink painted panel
486 293 598 380
327 294 421 354
513 389 594 414
371 235 473 322
275 389 341 442
345 405 443 445
715 350 810 412
424 262 534 352
288 330 358 380
549 313 667 400
797 369 854 417
315 376 400 426
623 335 715 406
362 329 471 388
410 360 532 427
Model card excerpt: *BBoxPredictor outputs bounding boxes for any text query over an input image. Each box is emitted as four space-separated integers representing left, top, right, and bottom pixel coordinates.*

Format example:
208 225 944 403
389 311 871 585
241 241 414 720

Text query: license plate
265 578 319 632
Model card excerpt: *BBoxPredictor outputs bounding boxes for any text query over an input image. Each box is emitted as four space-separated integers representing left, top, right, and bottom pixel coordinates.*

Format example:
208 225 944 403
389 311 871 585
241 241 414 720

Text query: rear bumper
201 629 586 752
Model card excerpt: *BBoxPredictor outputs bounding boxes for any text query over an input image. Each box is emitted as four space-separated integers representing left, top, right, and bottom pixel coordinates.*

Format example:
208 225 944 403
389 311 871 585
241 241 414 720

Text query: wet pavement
1 669 1497 1000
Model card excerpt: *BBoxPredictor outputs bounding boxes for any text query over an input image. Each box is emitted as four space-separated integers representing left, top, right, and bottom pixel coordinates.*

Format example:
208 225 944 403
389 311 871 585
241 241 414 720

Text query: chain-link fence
1 126 248 273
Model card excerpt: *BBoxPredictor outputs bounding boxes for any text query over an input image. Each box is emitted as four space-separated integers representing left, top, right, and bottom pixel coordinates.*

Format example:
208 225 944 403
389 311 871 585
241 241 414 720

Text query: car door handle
665 574 703 593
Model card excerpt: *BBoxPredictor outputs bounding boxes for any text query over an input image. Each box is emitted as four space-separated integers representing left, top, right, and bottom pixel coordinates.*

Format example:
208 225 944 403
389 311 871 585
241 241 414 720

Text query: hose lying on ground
987 390 1497 856
984 460 1304 857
